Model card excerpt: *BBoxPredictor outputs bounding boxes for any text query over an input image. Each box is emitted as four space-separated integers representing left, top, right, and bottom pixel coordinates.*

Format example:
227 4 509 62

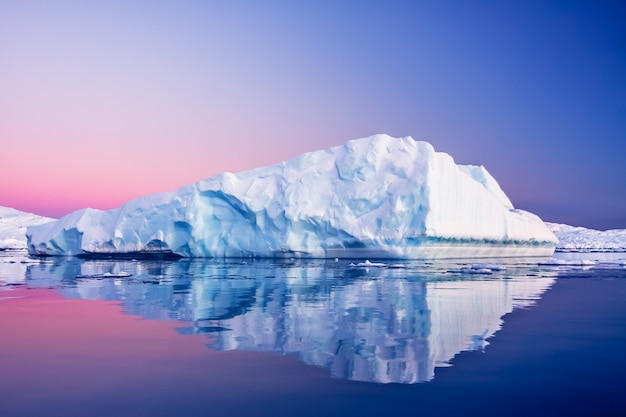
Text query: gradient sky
1 0 624 229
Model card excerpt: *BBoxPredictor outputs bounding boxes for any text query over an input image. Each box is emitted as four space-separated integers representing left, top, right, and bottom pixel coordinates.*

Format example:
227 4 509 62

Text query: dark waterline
1 255 625 417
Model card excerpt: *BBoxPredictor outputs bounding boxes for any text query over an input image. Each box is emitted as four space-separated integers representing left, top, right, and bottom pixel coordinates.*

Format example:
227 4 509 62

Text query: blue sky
1 0 624 229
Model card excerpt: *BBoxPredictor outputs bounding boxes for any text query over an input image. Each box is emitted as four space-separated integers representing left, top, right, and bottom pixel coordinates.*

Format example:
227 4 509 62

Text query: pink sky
0 287 326 416
1 1 624 229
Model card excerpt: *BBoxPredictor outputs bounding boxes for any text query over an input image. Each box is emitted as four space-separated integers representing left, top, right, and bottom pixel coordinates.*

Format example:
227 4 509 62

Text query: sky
0 0 624 230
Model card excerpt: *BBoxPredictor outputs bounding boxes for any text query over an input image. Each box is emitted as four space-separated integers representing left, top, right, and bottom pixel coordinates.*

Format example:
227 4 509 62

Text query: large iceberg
27 134 557 258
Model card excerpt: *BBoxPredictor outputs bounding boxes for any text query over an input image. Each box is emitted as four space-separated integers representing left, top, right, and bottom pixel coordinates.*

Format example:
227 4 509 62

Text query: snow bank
27 134 557 258
547 222 626 252
0 206 54 249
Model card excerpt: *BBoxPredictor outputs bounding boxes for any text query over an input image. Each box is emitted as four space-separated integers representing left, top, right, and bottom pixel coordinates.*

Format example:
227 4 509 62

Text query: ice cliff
27 134 557 258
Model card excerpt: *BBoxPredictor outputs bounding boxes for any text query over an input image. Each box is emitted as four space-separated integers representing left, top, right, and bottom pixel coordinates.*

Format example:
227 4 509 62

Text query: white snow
27 134 558 259
0 206 54 250
547 222 626 252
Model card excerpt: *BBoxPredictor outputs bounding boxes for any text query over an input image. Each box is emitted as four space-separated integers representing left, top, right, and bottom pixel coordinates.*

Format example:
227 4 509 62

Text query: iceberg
0 206 54 250
27 134 557 258
547 222 626 252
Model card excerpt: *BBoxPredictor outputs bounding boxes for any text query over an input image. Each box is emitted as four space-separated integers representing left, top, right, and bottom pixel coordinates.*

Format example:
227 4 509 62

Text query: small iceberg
470 263 506 271
356 260 387 267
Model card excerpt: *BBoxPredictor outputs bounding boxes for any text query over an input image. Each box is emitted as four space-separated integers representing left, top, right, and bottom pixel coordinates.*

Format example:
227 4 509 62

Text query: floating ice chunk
538 259 596 266
471 263 506 271
356 260 386 267
76 272 132 278
460 267 493 274
459 263 507 274
1 256 44 265
19 258 41 264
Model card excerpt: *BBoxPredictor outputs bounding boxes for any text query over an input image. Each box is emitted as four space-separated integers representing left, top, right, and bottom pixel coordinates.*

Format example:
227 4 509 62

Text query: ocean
1 252 625 417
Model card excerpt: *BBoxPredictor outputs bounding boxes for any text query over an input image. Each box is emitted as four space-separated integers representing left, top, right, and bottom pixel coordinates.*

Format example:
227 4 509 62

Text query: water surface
1 252 625 416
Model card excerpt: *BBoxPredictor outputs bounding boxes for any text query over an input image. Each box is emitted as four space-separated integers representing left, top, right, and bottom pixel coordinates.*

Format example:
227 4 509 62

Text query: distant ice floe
354 260 387 267
75 272 132 279
537 251 626 271
537 258 596 272
0 206 54 250
538 259 596 267
460 263 506 274
547 222 626 252
3 256 41 265
471 263 506 271
0 252 57 287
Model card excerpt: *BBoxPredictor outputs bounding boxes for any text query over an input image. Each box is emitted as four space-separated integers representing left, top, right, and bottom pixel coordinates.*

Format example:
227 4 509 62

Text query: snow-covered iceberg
547 222 626 252
27 134 557 259
0 206 54 250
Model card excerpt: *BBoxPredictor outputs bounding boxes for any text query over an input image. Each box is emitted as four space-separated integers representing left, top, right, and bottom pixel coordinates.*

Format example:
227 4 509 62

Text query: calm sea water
1 252 625 417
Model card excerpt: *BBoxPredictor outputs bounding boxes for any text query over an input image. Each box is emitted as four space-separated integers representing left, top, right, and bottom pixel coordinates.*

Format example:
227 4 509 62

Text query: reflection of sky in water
0 254 574 383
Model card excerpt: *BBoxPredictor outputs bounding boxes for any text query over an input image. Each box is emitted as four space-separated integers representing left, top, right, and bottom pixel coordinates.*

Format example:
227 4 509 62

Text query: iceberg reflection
9 257 556 383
